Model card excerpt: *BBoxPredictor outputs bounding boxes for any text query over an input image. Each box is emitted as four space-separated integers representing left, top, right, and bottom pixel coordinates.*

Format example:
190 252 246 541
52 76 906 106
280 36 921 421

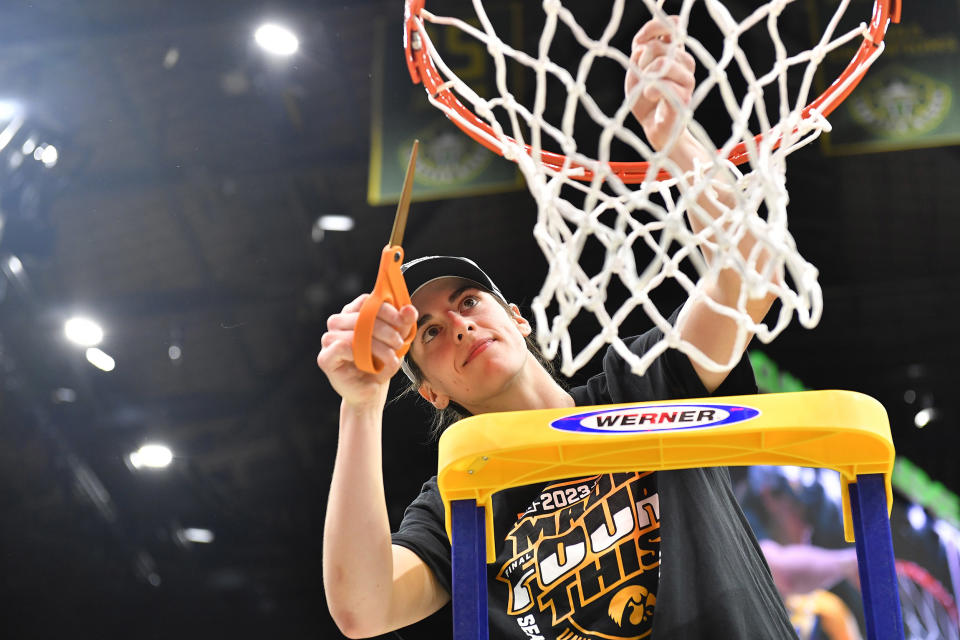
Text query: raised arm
760 540 861 596
317 295 448 637
626 17 777 392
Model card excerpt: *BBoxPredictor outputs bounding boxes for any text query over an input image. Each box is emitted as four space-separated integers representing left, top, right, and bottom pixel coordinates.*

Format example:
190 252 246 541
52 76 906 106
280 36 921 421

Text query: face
409 277 532 412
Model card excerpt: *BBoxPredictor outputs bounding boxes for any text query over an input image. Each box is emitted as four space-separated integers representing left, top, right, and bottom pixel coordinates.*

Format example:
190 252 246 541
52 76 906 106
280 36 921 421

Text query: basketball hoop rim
403 0 902 184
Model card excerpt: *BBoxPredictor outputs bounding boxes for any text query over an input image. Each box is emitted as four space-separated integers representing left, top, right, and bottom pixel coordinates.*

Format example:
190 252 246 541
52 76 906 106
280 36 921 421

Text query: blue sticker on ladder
550 403 761 434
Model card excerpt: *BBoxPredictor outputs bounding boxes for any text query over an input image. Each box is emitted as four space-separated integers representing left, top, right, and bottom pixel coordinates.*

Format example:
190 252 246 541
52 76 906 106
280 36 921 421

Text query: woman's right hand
317 294 418 409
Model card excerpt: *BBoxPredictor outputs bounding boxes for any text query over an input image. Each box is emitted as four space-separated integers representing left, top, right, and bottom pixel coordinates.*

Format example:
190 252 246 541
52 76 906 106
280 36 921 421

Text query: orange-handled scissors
352 140 419 374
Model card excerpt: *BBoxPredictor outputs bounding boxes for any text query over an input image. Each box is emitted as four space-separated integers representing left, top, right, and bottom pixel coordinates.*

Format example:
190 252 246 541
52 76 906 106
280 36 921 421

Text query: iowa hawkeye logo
551 403 760 434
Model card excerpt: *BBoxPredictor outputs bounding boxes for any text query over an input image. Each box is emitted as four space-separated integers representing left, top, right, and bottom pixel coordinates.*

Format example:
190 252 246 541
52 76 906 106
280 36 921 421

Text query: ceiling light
65 316 104 346
85 347 115 372
129 444 173 470
40 144 58 168
312 214 355 242
318 215 354 232
180 528 215 544
914 408 934 428
21 137 36 155
8 255 23 275
254 23 299 56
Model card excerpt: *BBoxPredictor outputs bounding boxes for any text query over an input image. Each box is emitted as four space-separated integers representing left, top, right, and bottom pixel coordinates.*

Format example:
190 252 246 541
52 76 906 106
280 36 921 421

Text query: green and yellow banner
367 3 525 205
812 0 960 154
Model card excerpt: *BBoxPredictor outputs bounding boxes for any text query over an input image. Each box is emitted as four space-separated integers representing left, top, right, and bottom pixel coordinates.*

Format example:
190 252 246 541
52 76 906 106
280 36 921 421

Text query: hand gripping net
404 0 899 377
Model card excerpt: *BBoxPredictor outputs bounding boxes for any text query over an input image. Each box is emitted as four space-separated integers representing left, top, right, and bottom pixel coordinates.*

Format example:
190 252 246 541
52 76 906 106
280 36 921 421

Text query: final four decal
497 473 661 640
550 403 761 435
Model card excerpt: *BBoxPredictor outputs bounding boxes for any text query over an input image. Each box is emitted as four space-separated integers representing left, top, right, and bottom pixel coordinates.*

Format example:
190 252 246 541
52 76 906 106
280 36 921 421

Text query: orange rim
404 0 901 183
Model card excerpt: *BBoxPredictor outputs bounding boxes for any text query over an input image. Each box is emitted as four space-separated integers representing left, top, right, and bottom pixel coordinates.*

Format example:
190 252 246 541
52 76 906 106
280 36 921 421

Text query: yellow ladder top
437 390 895 562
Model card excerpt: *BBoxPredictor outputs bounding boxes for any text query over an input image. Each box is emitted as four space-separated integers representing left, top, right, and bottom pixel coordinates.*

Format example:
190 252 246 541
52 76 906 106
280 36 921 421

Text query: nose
445 310 475 342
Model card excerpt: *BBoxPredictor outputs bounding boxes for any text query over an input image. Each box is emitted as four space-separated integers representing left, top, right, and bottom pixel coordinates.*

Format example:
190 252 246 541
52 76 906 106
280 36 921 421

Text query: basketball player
318 17 798 640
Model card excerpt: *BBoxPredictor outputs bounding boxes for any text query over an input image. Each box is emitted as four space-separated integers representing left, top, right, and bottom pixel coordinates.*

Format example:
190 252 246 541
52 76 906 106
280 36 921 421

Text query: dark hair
399 295 560 441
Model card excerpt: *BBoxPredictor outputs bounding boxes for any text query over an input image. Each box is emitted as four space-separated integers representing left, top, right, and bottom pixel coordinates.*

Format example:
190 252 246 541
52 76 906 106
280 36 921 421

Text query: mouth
463 339 494 366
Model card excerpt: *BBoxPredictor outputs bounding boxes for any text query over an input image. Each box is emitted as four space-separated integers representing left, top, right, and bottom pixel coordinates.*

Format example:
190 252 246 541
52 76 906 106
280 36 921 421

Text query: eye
461 295 479 310
422 325 441 344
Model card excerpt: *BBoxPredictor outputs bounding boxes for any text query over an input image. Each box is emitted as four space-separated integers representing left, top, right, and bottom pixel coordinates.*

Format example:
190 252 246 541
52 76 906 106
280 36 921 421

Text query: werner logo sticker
551 404 760 434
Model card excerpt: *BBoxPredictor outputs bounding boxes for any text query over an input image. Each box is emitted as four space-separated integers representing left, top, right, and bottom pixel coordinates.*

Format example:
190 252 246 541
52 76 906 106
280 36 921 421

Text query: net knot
806 107 831 133
665 329 682 349
810 45 826 65
602 324 619 342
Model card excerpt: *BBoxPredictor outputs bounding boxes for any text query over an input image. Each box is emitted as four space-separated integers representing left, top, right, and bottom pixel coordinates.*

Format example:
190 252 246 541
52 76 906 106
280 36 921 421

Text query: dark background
0 1 956 638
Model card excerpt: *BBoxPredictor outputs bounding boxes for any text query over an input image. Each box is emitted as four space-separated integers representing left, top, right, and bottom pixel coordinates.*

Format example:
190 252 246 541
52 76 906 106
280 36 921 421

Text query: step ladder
436 390 904 640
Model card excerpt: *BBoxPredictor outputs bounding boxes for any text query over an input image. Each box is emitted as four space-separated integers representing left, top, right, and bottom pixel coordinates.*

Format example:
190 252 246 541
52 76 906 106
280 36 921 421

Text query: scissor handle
352 245 416 374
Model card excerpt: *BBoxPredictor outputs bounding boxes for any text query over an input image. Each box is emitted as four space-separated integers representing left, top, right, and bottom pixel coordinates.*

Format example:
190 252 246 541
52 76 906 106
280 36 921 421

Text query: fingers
321 329 352 349
317 328 400 378
637 42 695 75
380 302 418 335
628 37 696 105
633 15 681 49
370 340 402 374
370 303 417 364
371 312 410 350
316 331 355 370
641 56 696 104
326 294 369 332
342 293 369 313
631 35 695 75
318 302 418 373
396 304 418 331
630 14 693 77
626 17 699 149
627 15 695 97
327 301 416 333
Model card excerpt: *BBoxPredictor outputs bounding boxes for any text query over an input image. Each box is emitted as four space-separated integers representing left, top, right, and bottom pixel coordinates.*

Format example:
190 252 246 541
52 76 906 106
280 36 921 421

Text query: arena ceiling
0 1 957 638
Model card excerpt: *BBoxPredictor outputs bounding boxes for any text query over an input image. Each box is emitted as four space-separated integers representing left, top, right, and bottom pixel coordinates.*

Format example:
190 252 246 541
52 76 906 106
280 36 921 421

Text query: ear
509 303 532 337
418 381 450 410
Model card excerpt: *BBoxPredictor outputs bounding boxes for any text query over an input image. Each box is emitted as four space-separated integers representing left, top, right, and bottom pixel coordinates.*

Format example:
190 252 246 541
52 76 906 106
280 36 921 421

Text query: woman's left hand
625 16 697 152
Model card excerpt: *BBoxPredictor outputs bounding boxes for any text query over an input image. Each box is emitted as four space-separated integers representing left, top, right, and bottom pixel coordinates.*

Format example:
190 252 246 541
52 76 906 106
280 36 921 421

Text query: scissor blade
389 140 418 247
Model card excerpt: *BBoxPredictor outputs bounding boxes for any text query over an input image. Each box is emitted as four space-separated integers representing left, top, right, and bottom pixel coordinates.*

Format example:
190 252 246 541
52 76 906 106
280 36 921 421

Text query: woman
319 17 798 640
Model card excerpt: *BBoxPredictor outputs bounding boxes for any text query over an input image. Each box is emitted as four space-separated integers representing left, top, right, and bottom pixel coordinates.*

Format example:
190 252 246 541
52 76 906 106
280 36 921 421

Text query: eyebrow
416 285 477 329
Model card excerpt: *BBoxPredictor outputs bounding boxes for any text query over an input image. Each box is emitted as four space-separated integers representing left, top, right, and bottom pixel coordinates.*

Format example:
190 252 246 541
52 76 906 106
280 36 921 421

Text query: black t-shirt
392 314 797 639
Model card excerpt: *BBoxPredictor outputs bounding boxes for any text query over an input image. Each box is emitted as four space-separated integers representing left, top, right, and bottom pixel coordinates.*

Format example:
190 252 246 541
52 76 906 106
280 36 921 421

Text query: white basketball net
410 0 888 377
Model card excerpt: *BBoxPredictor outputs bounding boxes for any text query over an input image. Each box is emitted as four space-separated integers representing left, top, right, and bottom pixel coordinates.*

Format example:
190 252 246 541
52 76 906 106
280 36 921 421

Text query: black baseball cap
401 255 506 303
